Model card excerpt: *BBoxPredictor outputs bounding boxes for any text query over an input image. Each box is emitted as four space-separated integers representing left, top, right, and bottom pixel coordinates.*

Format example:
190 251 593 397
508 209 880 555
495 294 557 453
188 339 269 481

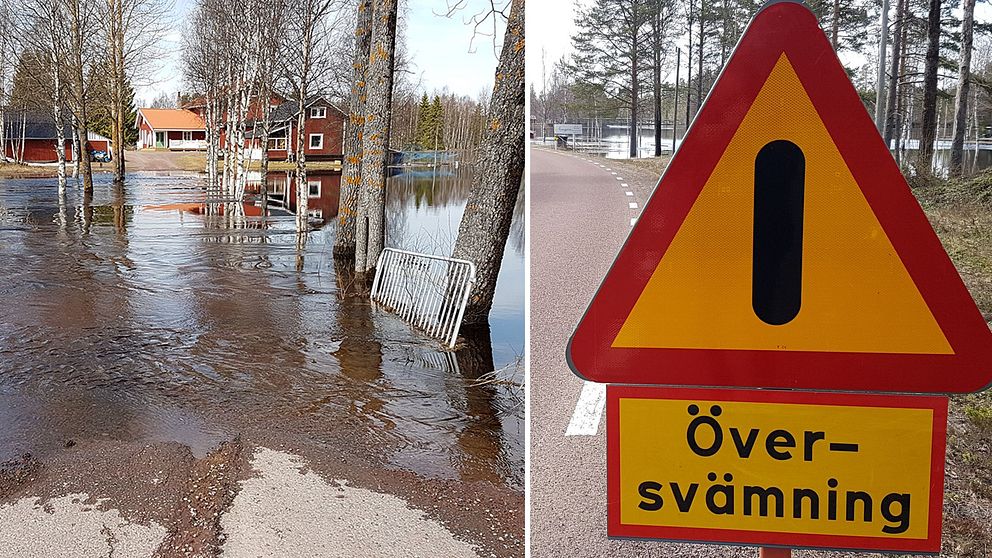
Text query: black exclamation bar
752 140 805 326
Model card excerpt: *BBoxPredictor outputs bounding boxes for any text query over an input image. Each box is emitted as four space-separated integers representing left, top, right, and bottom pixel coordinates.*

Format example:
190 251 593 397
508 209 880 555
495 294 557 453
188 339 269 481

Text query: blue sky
137 0 506 106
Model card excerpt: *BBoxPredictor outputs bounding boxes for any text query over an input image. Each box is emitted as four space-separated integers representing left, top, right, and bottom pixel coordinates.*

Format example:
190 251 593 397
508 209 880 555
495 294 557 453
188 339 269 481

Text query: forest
532 0 992 178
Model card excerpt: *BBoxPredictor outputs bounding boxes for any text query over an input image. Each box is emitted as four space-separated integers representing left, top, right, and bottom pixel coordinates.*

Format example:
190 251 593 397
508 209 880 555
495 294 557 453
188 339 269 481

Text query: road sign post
565 0 991 554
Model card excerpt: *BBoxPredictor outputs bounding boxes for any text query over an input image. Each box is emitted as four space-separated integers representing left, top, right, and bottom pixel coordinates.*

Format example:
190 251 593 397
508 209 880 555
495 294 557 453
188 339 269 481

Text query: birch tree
452 0 524 324
334 0 373 259
65 0 97 191
354 0 398 275
254 0 288 204
0 0 13 162
282 0 343 233
183 0 228 191
101 0 169 182
13 0 70 188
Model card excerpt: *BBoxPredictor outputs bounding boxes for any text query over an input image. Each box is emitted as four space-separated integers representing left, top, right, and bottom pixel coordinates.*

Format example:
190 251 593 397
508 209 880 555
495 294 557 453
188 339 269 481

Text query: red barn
2 113 111 163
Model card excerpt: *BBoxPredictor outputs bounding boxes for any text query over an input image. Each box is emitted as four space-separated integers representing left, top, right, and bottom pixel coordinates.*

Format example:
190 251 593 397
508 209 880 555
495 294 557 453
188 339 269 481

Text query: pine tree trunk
950 0 977 177
451 0 525 325
685 0 693 124
916 0 942 175
354 0 398 276
629 31 638 158
696 0 704 117
832 0 840 48
883 0 906 148
652 0 662 158
334 0 372 259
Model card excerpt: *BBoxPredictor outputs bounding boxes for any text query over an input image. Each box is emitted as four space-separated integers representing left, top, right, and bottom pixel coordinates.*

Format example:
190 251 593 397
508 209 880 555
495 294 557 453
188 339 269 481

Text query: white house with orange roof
135 108 207 150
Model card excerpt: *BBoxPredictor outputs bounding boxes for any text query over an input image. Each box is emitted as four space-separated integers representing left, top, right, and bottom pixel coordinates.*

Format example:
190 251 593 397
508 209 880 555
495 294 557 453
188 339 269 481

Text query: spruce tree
430 95 445 150
415 93 431 149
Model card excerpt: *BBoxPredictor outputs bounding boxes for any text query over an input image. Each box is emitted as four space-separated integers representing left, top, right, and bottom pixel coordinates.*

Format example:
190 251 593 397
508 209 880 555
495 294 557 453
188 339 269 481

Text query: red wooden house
135 108 207 150
244 97 346 161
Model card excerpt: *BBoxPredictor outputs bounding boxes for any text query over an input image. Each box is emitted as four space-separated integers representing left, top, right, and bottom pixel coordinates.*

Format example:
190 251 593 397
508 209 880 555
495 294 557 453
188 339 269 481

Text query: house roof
264 97 346 124
138 108 205 130
1 111 111 142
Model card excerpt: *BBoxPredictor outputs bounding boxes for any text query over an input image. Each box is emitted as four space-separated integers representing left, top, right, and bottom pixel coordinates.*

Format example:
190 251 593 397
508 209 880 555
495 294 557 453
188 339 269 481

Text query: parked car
90 150 111 163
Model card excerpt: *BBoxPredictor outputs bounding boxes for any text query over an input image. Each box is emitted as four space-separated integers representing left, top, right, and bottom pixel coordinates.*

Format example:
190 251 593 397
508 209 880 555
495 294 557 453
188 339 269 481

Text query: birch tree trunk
950 0 977 177
106 0 126 181
334 0 372 259
451 0 525 325
46 3 68 190
295 106 308 232
68 0 93 191
354 0 398 275
916 0 942 175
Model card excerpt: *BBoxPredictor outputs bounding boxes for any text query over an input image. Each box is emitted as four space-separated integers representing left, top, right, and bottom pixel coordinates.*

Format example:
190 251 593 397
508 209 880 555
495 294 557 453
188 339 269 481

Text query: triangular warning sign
567 0 992 394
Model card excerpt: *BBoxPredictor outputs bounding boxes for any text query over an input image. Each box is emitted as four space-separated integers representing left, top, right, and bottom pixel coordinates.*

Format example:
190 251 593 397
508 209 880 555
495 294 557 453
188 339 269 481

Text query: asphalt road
529 146 755 557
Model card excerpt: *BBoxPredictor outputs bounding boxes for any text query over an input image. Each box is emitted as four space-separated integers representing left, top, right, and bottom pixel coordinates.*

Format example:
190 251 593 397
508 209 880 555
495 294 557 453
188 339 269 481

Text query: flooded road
0 167 523 555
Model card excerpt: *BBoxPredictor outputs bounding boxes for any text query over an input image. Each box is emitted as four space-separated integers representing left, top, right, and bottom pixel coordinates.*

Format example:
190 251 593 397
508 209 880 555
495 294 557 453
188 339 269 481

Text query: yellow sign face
608 387 947 552
612 55 950 355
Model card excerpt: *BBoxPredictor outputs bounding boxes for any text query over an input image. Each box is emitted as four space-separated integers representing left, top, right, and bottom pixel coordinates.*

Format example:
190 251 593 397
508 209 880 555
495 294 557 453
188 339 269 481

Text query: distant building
244 97 347 161
181 95 346 161
2 111 112 163
135 108 208 150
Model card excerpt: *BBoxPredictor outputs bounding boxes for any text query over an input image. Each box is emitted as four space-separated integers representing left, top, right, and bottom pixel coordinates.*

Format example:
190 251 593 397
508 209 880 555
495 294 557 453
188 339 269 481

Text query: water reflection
0 169 524 490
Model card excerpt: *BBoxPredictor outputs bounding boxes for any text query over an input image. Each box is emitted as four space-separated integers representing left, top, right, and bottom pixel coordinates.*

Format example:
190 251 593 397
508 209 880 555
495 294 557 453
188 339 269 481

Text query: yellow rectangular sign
607 387 946 552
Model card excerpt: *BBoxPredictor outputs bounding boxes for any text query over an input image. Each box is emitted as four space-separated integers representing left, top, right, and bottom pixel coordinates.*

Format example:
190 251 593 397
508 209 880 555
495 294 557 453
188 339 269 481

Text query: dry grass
252 160 342 172
910 172 992 556
175 154 208 172
605 154 673 177
0 163 63 179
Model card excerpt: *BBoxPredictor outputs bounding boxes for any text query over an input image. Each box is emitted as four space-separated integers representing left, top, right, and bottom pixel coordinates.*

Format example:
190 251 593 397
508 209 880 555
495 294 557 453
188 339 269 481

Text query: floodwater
0 167 524 491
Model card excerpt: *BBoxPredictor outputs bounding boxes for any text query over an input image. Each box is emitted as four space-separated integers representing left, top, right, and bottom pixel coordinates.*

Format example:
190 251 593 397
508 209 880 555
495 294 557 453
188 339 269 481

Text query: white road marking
625 191 633 196
611 172 617 175
621 183 629 187
565 382 607 436
629 202 638 209
615 177 623 181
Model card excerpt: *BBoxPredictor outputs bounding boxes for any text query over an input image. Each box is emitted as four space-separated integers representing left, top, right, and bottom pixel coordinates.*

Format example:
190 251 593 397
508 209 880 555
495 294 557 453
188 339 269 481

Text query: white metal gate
370 248 477 348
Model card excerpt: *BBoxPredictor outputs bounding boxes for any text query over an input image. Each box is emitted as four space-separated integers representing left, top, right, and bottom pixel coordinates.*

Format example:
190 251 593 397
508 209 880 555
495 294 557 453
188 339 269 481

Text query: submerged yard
0 169 524 557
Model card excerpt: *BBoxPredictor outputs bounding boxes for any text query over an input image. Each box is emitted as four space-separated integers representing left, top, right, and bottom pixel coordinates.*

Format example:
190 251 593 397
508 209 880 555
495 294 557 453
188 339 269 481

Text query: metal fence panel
370 248 477 348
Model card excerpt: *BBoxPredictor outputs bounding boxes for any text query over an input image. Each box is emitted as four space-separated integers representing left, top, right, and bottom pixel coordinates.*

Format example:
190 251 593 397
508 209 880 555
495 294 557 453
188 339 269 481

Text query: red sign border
566 0 992 394
607 385 948 553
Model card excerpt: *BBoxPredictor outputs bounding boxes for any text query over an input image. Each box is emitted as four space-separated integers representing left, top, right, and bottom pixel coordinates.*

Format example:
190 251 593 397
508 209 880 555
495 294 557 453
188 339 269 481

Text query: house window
182 131 193 141
268 137 287 150
308 179 321 198
309 134 323 150
310 106 326 119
